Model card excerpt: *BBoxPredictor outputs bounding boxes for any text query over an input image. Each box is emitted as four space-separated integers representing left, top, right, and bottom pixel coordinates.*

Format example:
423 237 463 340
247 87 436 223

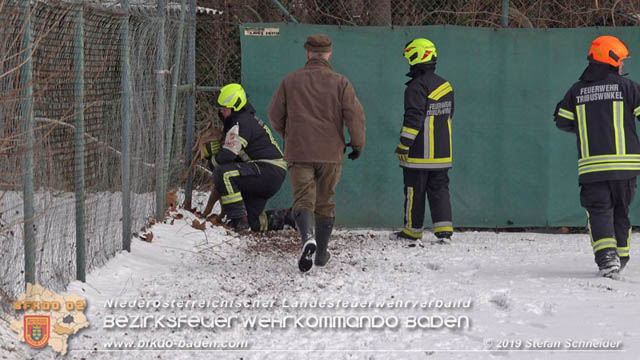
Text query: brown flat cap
304 34 332 53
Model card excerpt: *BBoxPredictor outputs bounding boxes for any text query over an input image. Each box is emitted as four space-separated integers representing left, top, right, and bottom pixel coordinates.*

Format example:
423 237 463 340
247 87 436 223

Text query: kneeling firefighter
202 83 295 232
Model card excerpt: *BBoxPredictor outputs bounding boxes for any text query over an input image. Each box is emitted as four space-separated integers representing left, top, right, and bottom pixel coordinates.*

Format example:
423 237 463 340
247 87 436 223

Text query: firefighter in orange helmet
555 35 640 279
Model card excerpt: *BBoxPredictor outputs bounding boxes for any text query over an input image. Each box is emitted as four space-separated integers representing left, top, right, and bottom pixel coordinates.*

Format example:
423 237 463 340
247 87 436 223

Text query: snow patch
1 196 638 359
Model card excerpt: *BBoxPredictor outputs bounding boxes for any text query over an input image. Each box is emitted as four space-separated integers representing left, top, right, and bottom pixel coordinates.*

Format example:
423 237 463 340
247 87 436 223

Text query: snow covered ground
0 190 155 301
1 193 639 360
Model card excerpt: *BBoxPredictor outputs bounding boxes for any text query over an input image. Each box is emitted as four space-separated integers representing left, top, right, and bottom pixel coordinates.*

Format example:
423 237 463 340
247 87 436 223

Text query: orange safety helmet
588 35 629 67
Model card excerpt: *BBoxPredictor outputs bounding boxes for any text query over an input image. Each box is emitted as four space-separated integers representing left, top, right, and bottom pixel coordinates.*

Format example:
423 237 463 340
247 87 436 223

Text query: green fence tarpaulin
240 23 640 228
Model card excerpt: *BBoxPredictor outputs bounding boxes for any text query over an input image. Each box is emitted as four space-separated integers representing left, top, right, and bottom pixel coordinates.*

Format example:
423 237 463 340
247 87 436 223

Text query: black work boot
228 217 249 231
223 200 249 232
389 230 421 241
315 217 334 266
620 256 630 271
295 208 316 272
264 208 296 231
283 208 296 229
596 248 620 279
434 231 453 245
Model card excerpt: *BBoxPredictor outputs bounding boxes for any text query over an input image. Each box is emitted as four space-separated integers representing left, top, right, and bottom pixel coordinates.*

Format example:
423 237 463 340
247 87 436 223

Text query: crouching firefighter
202 83 295 232
554 35 640 278
391 38 455 244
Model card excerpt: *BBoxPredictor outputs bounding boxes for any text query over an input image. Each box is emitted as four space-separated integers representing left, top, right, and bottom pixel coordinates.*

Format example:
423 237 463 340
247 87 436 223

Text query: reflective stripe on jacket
213 103 286 171
554 63 640 183
399 63 454 170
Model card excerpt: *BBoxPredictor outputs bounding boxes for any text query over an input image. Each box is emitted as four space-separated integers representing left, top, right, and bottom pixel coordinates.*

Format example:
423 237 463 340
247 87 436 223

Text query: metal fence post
501 0 509 27
183 0 196 209
121 0 132 252
272 0 298 23
73 1 86 282
196 86 221 92
20 0 35 288
164 0 187 190
155 0 167 220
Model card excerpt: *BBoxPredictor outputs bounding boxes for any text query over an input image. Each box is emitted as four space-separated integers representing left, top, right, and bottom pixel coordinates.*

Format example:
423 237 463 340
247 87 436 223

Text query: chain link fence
0 0 193 304
195 0 640 87
283 0 640 27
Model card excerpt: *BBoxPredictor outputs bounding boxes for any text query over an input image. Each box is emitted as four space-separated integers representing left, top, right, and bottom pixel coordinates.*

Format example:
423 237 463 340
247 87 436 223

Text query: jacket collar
579 62 618 82
223 102 255 127
223 110 241 128
305 57 332 70
406 62 436 79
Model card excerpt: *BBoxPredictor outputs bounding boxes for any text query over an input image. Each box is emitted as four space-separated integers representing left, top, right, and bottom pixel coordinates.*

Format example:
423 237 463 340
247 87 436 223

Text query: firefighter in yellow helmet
391 38 455 244
201 83 294 232
554 35 640 279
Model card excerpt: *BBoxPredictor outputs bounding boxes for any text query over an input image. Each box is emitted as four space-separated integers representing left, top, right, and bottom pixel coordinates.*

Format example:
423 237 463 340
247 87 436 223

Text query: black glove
344 142 360 160
348 148 361 160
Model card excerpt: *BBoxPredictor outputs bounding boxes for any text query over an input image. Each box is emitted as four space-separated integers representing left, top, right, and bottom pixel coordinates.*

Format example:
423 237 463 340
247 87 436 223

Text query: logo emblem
24 315 50 348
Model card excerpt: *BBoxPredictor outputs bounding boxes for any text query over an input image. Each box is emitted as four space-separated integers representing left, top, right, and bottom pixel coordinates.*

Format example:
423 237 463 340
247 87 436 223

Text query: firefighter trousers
401 168 452 239
213 161 286 232
580 178 635 268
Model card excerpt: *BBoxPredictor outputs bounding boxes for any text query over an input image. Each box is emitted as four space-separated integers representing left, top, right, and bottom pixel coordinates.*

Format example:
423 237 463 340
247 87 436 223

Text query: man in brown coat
268 34 366 273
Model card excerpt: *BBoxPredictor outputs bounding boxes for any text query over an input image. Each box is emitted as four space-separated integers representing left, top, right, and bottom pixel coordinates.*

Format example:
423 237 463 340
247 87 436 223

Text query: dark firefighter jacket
554 62 640 183
399 63 454 170
211 103 287 171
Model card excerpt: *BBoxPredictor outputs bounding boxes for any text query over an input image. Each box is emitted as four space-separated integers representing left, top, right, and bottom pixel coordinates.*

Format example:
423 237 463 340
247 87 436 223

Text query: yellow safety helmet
217 83 247 111
404 38 437 66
